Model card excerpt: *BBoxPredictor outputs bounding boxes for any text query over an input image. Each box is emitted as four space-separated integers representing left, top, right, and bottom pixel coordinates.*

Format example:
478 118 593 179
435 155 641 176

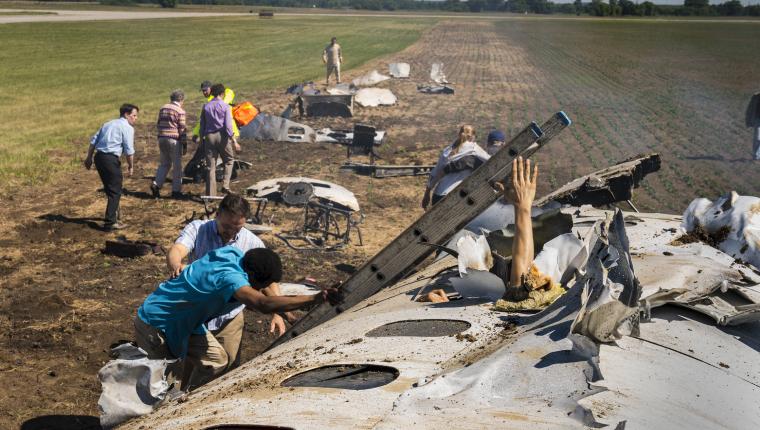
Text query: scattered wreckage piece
285 81 319 96
682 191 760 269
388 62 410 78
340 162 434 178
417 84 454 95
430 62 449 84
238 112 316 143
536 152 660 209
104 238 164 258
326 83 357 96
267 112 572 350
300 94 353 117
354 88 397 107
351 70 391 86
315 127 386 146
247 177 363 250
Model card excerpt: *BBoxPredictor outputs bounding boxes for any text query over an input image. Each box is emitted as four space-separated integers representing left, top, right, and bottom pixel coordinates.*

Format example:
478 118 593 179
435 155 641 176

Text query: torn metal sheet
354 88 397 107
682 191 760 269
301 94 353 117
238 113 315 143
536 153 660 207
315 128 385 146
339 162 434 178
430 62 449 84
326 83 357 96
417 84 454 94
246 176 360 212
388 62 410 78
351 69 391 86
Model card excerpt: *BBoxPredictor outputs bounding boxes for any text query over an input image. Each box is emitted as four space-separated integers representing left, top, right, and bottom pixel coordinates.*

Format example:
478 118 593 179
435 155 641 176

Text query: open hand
270 314 287 337
500 156 537 210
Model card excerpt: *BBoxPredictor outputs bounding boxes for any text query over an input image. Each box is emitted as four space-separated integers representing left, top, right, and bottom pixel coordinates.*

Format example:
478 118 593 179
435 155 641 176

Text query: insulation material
326 83 357 95
354 88 397 107
682 191 760 269
493 283 565 312
388 62 410 78
455 234 492 274
98 344 173 429
351 70 391 86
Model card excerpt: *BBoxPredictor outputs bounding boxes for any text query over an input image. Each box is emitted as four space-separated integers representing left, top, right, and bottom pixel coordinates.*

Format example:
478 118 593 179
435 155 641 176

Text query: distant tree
526 0 551 14
640 1 656 16
468 0 486 12
747 5 760 16
574 0 582 15
717 0 743 16
158 0 176 6
590 0 610 16
619 0 637 15
506 0 528 13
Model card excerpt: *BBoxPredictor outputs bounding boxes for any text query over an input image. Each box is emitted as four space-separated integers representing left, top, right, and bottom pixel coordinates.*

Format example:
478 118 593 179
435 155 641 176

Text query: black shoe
171 192 184 199
104 222 128 231
150 183 160 198
220 187 232 195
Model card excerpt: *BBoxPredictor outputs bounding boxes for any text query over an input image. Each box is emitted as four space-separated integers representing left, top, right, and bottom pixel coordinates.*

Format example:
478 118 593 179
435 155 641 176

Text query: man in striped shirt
151 90 187 198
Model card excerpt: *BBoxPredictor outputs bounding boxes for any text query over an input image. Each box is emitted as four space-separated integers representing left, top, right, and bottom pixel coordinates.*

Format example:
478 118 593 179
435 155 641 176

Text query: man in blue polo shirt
135 246 335 391
84 103 139 230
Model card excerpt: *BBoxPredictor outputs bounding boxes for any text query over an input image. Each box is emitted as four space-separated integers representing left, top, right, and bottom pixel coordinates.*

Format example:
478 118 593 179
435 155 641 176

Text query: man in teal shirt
135 246 336 391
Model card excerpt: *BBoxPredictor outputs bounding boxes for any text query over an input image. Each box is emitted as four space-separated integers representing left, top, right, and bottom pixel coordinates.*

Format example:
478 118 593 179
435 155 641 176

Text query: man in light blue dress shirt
84 103 138 230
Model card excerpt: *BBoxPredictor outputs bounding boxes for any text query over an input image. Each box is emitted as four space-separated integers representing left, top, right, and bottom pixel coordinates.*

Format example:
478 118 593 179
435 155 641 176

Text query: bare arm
84 145 96 169
507 157 537 287
260 282 292 337
167 243 190 278
125 154 134 177
233 285 322 314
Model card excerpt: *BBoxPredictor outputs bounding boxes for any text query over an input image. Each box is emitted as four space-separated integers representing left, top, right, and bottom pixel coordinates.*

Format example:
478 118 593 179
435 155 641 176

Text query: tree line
99 0 760 17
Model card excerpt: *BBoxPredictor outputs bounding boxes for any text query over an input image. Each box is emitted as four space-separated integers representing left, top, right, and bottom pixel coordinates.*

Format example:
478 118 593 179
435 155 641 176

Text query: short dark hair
242 248 282 286
210 84 226 97
120 103 139 117
218 193 250 218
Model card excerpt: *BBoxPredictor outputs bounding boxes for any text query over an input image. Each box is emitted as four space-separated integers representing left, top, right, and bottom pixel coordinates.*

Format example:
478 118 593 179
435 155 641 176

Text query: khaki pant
134 312 244 391
326 63 341 84
154 137 183 193
203 131 234 196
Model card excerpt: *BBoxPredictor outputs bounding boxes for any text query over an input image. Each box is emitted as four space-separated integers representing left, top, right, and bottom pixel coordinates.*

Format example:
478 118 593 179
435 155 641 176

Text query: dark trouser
94 152 122 225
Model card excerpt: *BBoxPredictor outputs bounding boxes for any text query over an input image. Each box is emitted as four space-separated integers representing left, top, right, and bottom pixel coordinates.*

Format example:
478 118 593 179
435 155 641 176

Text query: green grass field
0 16 432 190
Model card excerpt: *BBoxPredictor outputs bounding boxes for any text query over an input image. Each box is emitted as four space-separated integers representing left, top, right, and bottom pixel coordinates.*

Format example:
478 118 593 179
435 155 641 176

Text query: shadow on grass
122 188 155 200
37 214 103 231
20 414 101 430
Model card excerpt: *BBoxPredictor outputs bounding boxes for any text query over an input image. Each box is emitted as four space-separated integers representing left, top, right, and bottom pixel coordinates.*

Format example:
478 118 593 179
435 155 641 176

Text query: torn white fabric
351 70 390 86
682 191 760 269
455 234 493 274
98 344 173 429
354 88 397 107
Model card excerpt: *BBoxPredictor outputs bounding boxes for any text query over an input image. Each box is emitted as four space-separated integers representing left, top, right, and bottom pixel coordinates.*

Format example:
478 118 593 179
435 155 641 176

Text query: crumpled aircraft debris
388 62 410 78
354 88 397 107
430 62 449 84
352 70 391 86
238 112 316 143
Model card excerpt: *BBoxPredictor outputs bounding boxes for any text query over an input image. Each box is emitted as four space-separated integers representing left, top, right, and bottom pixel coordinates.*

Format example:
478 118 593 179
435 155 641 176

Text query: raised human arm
507 157 537 287
166 243 190 278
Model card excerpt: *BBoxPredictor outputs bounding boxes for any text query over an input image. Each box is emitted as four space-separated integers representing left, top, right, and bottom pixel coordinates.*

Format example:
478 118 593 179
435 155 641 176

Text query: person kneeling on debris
135 247 339 391
422 125 490 210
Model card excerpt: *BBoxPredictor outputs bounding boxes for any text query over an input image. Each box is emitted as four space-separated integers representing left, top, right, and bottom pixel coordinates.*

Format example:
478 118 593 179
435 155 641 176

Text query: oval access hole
366 319 472 337
281 364 399 390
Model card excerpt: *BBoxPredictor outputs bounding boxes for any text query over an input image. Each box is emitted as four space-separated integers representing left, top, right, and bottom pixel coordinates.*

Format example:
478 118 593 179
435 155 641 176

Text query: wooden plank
267 112 571 351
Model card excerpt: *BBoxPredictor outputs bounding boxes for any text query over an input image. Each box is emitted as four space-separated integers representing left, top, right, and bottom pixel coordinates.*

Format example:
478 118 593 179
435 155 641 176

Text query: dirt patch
671 222 731 248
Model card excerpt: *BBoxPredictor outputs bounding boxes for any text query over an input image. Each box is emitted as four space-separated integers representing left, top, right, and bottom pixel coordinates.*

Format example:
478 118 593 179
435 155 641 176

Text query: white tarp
98 344 173 429
389 62 410 78
351 70 391 86
355 88 397 107
682 191 760 269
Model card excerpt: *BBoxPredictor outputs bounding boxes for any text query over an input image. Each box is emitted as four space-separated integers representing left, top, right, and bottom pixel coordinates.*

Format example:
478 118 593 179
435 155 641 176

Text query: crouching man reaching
134 246 339 391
